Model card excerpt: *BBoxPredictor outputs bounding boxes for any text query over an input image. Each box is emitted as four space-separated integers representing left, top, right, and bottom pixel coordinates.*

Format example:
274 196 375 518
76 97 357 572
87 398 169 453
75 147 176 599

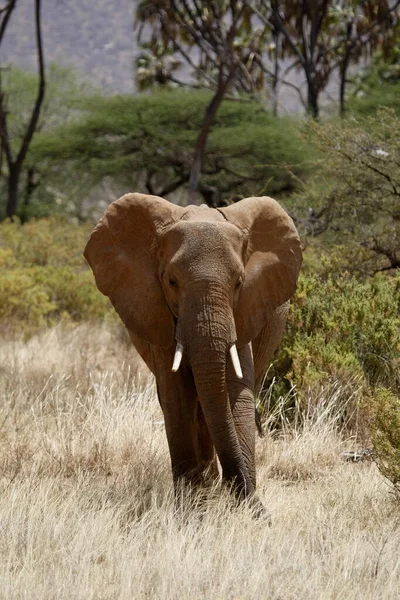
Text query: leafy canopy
31 89 316 207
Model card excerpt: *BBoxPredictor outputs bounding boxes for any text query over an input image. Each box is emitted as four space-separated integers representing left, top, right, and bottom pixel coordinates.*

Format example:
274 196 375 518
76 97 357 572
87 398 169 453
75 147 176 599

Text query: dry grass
0 323 399 599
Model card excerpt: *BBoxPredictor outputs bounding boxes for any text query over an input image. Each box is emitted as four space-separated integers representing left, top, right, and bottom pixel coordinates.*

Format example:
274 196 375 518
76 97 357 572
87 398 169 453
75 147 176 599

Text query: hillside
1 0 137 93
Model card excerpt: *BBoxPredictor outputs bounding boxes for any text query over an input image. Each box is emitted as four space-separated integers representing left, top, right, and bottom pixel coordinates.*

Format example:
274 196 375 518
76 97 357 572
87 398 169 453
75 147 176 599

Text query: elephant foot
218 482 271 522
247 495 272 524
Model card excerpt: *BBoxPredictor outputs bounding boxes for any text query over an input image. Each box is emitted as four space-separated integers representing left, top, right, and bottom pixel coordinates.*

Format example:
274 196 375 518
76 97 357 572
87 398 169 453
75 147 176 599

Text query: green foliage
1 64 87 144
31 90 316 207
290 274 399 387
348 43 400 116
0 218 111 335
289 108 400 274
350 78 400 116
1 216 90 268
0 65 94 220
266 272 400 428
370 388 400 497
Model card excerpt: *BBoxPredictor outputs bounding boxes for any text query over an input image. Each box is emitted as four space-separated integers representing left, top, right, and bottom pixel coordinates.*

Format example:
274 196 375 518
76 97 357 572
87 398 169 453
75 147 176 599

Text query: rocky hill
1 0 137 93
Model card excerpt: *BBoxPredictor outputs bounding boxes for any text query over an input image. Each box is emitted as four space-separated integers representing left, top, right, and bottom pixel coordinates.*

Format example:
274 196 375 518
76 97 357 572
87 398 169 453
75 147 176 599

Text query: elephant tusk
172 342 184 372
229 344 243 379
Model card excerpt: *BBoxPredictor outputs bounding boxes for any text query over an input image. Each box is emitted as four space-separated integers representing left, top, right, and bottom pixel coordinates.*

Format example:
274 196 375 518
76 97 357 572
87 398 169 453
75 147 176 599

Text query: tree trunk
21 167 38 224
339 47 352 117
6 163 19 220
272 32 280 117
188 67 237 205
339 20 354 118
1 0 45 221
307 82 319 119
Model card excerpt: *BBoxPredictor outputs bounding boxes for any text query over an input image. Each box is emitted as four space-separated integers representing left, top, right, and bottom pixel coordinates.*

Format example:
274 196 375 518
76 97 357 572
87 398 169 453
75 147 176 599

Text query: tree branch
254 54 307 110
15 0 45 169
0 0 16 45
171 2 216 64
169 36 216 86
279 78 307 110
157 173 189 197
0 89 12 165
0 1 17 166
188 63 237 203
360 238 400 271
255 4 306 68
310 0 329 62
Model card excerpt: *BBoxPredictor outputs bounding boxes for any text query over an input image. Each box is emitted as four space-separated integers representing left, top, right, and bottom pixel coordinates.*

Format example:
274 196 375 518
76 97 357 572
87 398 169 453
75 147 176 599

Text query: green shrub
264 273 400 430
295 275 399 386
370 388 400 497
0 216 93 267
0 269 56 329
347 54 400 117
0 218 111 335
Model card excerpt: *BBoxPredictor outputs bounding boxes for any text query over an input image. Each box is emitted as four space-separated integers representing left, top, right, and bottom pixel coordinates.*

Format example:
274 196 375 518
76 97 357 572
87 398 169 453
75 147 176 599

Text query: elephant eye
235 276 243 289
169 276 178 288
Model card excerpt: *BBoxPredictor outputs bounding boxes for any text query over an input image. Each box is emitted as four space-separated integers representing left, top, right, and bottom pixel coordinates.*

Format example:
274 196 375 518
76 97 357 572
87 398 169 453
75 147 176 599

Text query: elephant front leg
252 303 290 395
154 353 202 489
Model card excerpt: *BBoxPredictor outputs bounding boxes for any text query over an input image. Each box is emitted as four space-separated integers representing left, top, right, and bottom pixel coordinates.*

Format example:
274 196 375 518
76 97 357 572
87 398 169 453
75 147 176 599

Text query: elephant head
84 193 301 501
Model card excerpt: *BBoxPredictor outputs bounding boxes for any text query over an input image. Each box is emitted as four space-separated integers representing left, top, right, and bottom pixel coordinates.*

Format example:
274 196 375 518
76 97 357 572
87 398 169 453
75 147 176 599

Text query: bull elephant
84 193 302 512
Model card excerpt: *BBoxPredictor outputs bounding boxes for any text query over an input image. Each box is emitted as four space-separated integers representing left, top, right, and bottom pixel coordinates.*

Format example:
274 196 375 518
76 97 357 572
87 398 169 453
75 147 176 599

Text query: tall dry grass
0 323 399 599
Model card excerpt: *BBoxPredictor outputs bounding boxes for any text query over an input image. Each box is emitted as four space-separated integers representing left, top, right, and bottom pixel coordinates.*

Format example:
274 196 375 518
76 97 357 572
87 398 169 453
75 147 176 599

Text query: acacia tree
255 0 400 118
292 108 400 274
31 90 311 215
136 0 268 203
0 0 46 219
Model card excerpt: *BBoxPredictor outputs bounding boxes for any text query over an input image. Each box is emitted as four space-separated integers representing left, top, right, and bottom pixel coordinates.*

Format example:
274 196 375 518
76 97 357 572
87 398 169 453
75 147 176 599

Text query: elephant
84 193 302 512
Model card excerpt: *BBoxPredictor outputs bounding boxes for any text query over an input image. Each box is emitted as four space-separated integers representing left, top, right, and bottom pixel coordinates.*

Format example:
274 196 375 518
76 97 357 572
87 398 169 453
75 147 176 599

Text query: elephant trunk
177 289 254 498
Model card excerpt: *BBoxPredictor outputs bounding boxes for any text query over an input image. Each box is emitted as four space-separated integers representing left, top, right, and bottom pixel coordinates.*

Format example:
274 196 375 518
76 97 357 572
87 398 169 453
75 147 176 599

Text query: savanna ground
1 322 399 600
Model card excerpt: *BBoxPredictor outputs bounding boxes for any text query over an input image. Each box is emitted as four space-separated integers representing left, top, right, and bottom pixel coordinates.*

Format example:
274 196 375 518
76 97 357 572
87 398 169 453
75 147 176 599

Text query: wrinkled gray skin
84 194 302 511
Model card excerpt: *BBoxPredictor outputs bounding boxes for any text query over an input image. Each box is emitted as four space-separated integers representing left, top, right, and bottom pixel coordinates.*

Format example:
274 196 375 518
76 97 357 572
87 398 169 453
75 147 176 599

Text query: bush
347 53 400 117
0 217 111 335
264 272 400 431
370 388 400 498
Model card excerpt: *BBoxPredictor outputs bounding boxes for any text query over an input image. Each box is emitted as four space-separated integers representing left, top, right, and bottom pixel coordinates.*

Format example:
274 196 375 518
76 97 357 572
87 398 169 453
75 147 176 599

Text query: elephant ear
84 193 183 348
219 196 302 347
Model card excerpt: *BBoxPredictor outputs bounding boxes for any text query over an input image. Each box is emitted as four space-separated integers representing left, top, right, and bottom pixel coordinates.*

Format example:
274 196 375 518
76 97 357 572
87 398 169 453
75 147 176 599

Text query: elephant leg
153 349 202 487
194 401 219 482
226 343 256 490
252 302 290 395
